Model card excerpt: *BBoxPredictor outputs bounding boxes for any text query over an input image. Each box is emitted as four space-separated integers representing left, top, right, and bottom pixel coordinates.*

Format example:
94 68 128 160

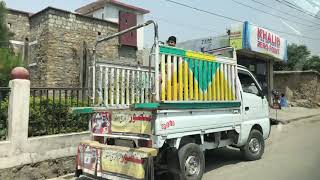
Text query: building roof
75 0 150 15
30 6 118 25
8 8 33 16
7 6 118 25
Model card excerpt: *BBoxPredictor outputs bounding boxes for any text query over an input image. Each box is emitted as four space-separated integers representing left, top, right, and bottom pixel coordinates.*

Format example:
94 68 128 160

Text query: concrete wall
274 71 320 104
0 79 89 169
92 8 105 20
93 4 145 50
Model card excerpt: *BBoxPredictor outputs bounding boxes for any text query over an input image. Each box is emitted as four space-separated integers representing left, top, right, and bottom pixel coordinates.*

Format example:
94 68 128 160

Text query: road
51 115 320 180
203 115 320 180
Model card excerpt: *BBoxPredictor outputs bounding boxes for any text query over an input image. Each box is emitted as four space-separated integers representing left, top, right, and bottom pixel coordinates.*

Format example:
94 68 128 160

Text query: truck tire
175 143 205 180
241 129 265 161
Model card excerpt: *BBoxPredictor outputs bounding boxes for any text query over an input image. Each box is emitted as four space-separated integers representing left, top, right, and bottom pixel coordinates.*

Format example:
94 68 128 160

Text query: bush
0 97 8 140
0 96 91 138
29 97 91 137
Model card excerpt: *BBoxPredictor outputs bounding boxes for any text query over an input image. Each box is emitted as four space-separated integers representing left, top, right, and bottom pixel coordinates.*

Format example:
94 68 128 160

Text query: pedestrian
167 36 176 47
280 93 288 108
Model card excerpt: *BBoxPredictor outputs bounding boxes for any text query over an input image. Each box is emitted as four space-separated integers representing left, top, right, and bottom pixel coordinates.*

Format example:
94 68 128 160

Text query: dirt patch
289 99 320 108
0 156 76 180
274 72 320 108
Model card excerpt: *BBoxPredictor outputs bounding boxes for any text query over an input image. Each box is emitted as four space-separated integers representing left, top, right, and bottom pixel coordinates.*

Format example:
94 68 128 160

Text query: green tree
287 44 310 70
303 55 320 72
0 1 12 47
0 49 22 86
0 1 23 86
274 44 311 71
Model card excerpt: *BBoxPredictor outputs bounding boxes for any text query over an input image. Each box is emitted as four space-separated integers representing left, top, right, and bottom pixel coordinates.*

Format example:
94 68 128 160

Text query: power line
249 0 320 27
149 15 220 34
163 0 320 41
282 0 319 17
164 0 244 23
275 0 320 20
230 0 316 28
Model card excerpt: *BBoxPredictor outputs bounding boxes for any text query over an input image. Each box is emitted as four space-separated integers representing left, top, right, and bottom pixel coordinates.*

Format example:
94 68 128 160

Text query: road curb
270 114 320 125
47 173 74 180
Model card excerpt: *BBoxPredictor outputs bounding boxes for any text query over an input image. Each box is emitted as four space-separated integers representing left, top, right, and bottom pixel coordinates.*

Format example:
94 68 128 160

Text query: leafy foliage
0 97 90 139
0 97 8 140
303 55 320 72
274 44 319 72
0 1 12 46
0 2 23 86
0 49 24 86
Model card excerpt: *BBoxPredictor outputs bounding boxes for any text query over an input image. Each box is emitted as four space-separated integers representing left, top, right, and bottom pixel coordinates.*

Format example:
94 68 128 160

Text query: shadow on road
205 147 243 173
156 147 243 180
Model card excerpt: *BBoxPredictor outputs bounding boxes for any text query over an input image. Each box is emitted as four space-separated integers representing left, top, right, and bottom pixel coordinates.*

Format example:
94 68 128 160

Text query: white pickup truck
73 21 270 180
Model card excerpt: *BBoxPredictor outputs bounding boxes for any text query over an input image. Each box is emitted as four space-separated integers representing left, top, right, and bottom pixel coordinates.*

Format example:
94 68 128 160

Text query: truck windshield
238 72 260 96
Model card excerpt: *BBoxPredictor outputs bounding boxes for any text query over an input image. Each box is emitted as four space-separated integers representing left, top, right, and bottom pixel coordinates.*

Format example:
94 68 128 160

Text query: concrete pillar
268 60 274 103
7 79 30 143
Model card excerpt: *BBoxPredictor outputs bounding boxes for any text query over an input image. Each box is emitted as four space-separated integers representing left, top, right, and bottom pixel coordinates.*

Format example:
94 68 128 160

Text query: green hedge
0 97 91 139
0 98 8 140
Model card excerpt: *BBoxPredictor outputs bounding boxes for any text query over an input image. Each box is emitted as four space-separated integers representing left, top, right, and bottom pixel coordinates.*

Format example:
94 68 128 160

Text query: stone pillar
7 68 30 143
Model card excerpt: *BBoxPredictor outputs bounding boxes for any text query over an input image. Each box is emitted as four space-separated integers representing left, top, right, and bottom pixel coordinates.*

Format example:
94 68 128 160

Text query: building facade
178 22 288 102
6 0 149 87
75 0 149 51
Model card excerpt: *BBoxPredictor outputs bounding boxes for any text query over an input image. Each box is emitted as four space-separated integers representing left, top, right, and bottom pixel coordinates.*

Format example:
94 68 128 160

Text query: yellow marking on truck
161 54 166 101
167 56 172 101
184 59 189 100
173 56 178 101
179 57 183 100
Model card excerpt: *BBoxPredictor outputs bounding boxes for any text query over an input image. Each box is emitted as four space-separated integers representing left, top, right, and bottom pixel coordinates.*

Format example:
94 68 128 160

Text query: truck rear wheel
174 143 205 180
241 129 265 161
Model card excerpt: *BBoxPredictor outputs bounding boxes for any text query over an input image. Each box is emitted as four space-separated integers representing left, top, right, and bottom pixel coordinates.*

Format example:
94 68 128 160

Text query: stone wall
29 7 143 87
7 9 30 41
274 71 320 107
8 7 143 88
28 10 50 87
44 8 120 87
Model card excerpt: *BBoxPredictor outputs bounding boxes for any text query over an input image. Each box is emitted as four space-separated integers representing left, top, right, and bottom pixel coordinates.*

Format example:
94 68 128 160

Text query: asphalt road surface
203 115 320 180
52 115 320 180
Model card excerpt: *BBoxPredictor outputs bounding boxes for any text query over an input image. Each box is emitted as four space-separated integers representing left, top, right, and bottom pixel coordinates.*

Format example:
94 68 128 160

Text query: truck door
238 69 266 121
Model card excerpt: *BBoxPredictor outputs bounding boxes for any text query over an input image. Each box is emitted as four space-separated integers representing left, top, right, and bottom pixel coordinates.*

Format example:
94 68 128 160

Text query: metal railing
0 87 10 141
91 20 159 105
92 63 155 108
28 88 92 137
88 20 240 107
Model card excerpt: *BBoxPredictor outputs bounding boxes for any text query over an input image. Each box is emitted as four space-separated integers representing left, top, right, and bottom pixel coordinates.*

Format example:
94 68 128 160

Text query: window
101 13 104 20
7 23 11 29
238 71 260 95
119 11 137 47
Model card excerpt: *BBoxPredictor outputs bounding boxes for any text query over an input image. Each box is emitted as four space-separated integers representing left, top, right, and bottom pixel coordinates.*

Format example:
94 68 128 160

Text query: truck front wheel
241 129 265 161
174 143 205 180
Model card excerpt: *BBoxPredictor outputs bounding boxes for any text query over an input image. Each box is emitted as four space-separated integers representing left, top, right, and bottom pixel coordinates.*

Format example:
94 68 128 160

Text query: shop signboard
230 22 288 61
177 35 229 53
229 23 244 50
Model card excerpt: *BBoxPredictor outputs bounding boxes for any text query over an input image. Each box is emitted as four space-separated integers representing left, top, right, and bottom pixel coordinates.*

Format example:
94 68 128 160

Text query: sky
3 0 320 55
